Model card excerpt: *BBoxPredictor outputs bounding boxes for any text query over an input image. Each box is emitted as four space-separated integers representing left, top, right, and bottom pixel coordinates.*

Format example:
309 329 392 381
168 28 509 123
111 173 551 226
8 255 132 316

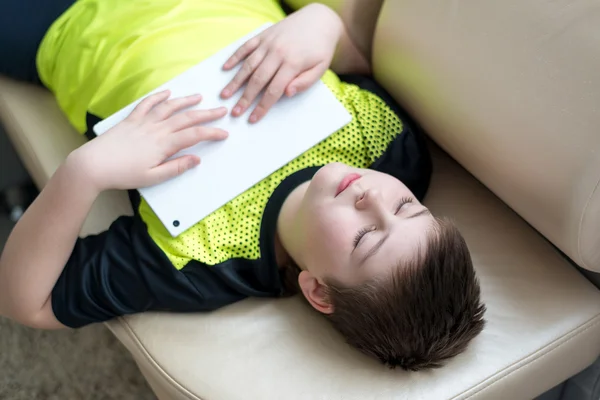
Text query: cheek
303 206 353 270
307 209 348 244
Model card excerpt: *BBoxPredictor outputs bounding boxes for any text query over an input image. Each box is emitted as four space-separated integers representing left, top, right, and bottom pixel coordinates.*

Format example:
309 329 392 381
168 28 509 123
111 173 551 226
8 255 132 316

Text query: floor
0 213 155 400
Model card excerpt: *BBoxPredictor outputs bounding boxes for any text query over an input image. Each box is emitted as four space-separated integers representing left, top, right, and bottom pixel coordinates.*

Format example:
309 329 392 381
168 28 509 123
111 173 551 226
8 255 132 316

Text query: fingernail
233 106 242 115
288 87 296 96
249 114 258 123
222 89 230 98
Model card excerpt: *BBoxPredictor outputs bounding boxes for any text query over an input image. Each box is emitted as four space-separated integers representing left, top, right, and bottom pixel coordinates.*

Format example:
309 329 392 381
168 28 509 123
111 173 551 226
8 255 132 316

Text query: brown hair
280 217 486 371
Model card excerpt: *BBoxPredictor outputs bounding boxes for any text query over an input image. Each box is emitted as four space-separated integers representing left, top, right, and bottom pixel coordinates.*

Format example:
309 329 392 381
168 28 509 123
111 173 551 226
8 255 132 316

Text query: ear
298 270 334 314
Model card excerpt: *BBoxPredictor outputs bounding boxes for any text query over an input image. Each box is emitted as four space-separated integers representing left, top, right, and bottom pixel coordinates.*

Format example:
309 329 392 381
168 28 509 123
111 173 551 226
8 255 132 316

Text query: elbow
9 311 50 330
0 267 62 329
0 303 37 329
7 309 62 330
0 293 62 330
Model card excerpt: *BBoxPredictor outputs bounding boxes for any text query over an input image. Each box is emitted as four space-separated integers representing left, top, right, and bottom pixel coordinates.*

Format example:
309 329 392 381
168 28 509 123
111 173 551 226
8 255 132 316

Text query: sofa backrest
372 0 600 272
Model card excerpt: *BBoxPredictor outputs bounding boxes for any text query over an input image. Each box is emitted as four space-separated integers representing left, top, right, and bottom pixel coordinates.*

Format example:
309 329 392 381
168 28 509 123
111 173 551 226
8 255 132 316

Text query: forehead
362 215 435 279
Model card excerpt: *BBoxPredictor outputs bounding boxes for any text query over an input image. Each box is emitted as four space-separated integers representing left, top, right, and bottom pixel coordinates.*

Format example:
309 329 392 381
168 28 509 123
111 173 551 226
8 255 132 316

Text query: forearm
290 2 373 75
0 151 99 326
331 25 371 75
306 3 370 75
336 0 384 64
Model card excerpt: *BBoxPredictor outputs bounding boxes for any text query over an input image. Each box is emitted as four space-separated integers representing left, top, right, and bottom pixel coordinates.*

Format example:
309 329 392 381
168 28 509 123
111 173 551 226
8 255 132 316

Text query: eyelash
353 226 373 248
353 197 415 249
395 196 414 214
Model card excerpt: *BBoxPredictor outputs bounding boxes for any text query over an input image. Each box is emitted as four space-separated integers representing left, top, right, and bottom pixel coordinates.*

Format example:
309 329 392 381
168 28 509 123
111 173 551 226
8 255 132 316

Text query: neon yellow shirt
38 0 408 267
41 0 430 328
39 0 300 133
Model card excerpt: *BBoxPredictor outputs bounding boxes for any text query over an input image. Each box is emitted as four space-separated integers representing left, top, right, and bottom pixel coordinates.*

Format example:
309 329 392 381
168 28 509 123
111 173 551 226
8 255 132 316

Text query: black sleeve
51 215 247 328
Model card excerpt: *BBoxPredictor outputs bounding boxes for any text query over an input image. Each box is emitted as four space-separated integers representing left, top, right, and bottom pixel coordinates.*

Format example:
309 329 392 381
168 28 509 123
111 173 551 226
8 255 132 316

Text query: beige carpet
0 316 155 399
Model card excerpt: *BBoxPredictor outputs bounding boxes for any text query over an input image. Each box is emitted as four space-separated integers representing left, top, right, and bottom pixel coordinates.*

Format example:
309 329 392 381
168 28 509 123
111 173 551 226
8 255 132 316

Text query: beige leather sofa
1 0 600 399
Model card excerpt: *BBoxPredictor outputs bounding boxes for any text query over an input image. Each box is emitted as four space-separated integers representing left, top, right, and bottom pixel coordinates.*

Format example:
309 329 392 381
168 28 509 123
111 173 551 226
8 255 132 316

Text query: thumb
146 155 200 186
285 63 328 97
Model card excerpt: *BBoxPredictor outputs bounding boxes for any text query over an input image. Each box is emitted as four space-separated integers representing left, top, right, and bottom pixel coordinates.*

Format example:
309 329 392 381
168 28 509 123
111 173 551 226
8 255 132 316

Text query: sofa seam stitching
577 173 600 271
110 313 600 400
455 315 600 399
107 318 205 400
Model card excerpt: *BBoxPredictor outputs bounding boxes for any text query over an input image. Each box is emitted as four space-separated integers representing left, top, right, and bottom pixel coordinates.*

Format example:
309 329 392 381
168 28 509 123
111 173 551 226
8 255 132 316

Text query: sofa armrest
0 76 132 236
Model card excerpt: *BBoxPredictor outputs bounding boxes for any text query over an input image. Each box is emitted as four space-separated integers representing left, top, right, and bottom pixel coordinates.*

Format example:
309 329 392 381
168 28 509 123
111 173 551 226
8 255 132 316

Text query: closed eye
353 197 415 250
353 226 374 249
395 196 414 214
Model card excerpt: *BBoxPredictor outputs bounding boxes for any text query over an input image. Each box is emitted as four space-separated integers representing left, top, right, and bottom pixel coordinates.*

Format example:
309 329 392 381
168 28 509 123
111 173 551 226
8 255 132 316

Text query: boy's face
293 163 434 291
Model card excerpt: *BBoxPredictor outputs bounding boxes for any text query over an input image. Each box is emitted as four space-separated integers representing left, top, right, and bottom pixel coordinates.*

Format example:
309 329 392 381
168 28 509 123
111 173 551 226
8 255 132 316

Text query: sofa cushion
2 76 600 399
106 146 600 400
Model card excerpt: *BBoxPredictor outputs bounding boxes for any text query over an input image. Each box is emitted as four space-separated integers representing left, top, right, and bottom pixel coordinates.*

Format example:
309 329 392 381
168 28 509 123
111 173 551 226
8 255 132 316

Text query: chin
314 163 350 184
303 164 342 208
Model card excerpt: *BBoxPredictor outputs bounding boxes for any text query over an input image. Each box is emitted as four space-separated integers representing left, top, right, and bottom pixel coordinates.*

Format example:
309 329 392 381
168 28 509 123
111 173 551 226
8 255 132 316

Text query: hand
71 90 228 191
220 3 342 123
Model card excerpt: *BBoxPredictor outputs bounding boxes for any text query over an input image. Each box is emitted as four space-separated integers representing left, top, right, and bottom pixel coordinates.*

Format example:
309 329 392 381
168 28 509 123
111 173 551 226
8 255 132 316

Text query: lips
336 173 361 196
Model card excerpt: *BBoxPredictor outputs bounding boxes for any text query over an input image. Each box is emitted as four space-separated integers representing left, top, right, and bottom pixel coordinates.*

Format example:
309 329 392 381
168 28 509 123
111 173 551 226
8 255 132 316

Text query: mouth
335 173 361 197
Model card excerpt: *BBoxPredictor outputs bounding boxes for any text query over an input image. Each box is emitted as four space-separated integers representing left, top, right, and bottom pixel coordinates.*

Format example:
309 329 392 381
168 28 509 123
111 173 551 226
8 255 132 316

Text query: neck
274 181 310 270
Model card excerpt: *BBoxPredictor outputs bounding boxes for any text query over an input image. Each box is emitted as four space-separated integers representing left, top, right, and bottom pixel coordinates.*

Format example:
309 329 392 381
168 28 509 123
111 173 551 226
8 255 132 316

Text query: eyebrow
407 208 432 220
359 207 432 266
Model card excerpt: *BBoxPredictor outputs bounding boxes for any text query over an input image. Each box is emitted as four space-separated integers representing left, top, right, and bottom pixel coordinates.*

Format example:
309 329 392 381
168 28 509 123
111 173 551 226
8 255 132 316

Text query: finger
221 49 267 102
129 90 171 119
146 155 200 186
232 54 282 117
285 62 328 97
166 126 229 156
248 65 297 123
163 107 228 132
149 93 203 121
223 36 261 72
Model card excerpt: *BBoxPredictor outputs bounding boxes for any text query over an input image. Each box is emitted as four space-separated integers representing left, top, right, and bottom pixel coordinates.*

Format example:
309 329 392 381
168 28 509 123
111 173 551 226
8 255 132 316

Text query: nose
355 189 391 222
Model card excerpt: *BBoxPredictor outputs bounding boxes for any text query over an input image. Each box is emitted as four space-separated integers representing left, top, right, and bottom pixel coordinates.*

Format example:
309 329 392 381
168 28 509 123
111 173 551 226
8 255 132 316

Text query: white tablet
93 24 352 237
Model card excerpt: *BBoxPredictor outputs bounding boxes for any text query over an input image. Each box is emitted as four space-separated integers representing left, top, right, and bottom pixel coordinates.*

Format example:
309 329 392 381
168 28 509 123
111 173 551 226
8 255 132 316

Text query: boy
0 0 485 370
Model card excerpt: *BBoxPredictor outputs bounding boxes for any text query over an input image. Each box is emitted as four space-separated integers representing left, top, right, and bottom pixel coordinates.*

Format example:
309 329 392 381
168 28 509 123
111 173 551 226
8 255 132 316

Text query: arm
329 11 371 76
0 91 228 329
282 0 384 71
0 157 97 328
